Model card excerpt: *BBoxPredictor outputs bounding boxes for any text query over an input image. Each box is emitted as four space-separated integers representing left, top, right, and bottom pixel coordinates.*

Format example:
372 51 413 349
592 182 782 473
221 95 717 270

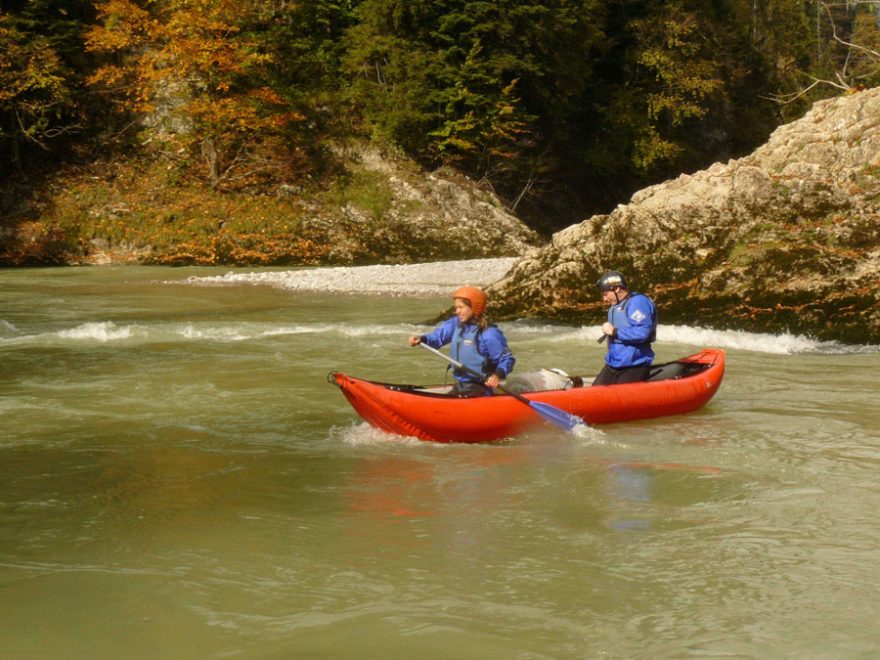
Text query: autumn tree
0 6 84 177
0 0 91 178
85 0 308 189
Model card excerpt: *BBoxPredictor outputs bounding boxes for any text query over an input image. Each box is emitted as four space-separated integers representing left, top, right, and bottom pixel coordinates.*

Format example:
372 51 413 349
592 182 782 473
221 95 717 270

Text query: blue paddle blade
529 400 586 432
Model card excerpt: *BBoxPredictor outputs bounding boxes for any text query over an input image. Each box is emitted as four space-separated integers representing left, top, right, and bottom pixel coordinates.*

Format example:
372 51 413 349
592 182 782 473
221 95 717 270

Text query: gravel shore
183 258 518 296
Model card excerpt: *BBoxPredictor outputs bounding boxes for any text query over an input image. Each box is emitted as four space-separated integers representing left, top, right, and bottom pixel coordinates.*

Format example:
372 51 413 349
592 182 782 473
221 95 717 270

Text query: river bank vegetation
2 0 880 265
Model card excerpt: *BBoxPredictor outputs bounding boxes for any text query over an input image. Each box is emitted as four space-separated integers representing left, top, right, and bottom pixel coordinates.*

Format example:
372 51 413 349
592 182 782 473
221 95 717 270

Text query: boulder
489 89 880 344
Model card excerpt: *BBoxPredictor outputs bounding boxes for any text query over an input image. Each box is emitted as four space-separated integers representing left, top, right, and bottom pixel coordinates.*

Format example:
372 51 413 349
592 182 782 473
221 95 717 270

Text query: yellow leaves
0 39 64 99
86 0 160 53
88 3 277 122
86 64 125 88
268 111 306 129
84 0 310 193
0 16 72 147
249 87 284 105
87 0 261 100
633 128 681 171
633 5 723 130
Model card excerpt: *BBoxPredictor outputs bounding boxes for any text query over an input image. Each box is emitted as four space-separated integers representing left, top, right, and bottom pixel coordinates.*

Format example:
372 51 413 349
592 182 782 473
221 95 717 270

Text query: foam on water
334 422 431 447
332 420 605 447
3 254 876 355
0 319 19 337
0 320 431 347
516 322 872 356
659 324 823 354
2 316 876 356
571 422 608 444
57 321 133 341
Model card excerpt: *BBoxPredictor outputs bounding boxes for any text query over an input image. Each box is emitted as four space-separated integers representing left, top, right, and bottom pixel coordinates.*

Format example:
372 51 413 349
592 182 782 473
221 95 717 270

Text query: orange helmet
453 286 488 316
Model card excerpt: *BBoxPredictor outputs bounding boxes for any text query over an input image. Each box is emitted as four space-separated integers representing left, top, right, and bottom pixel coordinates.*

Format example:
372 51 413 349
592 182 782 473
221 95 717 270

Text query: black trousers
592 364 651 386
451 381 491 397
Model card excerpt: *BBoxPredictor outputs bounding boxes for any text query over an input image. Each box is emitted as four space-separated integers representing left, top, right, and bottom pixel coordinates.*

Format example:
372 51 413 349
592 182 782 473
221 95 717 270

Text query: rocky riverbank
0 144 540 268
489 88 880 344
182 257 517 296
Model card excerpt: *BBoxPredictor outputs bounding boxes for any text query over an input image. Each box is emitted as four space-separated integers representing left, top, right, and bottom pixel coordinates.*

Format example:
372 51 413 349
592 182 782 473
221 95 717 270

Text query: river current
1 263 878 658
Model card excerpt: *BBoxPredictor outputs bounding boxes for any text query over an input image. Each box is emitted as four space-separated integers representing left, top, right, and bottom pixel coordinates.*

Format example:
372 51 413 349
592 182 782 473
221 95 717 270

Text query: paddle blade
529 400 587 432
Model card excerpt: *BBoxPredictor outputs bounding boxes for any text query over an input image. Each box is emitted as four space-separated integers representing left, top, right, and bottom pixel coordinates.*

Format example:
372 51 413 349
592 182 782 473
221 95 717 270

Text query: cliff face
488 89 880 344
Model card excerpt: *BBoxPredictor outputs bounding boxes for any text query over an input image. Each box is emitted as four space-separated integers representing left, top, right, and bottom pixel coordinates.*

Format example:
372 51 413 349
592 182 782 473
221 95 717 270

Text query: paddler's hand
602 322 616 338
408 336 422 347
485 374 500 389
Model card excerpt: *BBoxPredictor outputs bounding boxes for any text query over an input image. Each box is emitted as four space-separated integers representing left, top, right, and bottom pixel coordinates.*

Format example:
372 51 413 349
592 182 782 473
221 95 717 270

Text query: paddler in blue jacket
594 271 657 386
408 286 516 396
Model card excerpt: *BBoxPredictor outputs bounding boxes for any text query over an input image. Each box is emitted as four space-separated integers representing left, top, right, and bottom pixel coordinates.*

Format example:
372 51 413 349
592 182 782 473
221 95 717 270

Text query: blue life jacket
420 316 515 387
606 292 657 368
451 323 489 383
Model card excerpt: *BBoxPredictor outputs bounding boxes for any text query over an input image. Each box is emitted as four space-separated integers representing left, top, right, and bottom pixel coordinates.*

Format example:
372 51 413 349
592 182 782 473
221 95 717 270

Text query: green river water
1 265 879 658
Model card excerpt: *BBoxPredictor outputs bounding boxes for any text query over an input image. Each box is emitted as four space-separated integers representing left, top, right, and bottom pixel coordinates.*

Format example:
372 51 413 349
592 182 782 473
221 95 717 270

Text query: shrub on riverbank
0 147 539 266
0 157 333 266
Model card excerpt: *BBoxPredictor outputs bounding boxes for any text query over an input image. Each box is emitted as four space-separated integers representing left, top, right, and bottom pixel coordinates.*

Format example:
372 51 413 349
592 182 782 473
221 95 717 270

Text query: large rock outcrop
298 145 541 264
489 89 880 344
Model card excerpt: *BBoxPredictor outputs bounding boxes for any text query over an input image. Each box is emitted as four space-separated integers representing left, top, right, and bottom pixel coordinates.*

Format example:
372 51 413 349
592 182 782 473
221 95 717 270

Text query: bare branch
43 124 84 139
510 171 536 212
822 1 880 60
763 80 825 106
15 111 48 150
771 1 880 105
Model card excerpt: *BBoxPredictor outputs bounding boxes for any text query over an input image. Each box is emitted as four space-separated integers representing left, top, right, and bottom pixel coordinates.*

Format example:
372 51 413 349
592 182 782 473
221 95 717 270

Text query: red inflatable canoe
330 349 725 443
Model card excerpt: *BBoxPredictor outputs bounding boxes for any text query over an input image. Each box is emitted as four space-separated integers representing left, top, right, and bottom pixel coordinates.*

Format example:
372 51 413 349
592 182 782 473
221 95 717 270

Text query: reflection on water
606 464 653 531
1 266 880 658
348 455 439 519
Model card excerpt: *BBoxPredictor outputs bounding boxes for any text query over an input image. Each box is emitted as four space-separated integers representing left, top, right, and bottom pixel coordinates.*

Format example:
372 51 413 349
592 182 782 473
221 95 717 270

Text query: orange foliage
86 0 303 189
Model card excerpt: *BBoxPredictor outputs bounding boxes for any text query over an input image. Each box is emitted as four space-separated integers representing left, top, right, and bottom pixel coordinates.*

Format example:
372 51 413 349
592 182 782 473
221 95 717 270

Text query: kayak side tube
330 349 725 443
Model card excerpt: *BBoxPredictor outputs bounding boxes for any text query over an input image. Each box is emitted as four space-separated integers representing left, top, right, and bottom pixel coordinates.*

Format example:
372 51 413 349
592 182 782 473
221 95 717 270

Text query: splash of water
333 422 433 447
57 321 133 342
659 324 822 354
570 422 608 444
3 316 875 356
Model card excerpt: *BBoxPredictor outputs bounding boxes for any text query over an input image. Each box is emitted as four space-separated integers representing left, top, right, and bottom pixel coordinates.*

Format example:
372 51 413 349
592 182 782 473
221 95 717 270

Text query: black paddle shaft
416 342 586 431
418 342 530 403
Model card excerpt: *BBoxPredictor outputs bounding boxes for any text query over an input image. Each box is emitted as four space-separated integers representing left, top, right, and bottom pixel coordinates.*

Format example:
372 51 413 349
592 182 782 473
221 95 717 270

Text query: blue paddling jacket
420 317 515 386
605 292 657 368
